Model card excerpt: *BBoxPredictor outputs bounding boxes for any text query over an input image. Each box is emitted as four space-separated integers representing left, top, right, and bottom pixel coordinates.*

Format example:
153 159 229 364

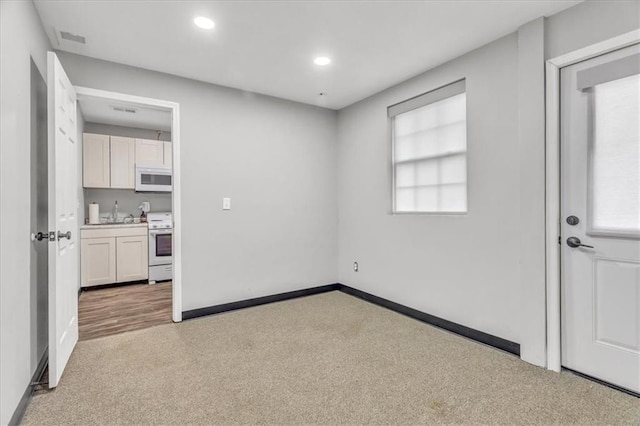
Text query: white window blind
389 80 467 213
591 73 640 233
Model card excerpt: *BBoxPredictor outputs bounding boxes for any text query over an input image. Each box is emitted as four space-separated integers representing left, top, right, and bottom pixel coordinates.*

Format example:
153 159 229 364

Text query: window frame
389 79 468 215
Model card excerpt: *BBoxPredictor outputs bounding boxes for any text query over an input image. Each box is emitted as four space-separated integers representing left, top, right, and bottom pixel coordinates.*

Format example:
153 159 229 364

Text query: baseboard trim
563 367 640 398
338 284 520 356
181 282 519 356
182 284 341 320
8 351 48 426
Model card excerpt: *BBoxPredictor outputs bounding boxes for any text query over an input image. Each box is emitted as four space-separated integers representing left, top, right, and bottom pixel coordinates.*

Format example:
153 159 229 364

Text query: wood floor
78 281 172 341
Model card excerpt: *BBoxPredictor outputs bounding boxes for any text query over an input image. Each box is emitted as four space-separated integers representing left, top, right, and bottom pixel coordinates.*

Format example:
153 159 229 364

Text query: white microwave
135 166 172 192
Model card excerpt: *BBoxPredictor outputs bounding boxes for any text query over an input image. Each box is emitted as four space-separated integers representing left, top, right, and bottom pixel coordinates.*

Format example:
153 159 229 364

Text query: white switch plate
222 197 231 210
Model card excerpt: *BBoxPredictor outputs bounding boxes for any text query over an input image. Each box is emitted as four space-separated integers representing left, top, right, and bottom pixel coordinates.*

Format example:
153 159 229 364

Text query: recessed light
194 16 215 30
314 56 331 66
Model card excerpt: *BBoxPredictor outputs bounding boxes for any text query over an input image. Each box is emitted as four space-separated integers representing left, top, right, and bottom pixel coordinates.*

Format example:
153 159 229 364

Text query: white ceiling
78 95 172 131
35 1 581 110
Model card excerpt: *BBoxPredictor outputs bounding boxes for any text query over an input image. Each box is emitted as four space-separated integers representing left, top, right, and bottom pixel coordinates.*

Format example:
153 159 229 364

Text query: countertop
81 223 148 230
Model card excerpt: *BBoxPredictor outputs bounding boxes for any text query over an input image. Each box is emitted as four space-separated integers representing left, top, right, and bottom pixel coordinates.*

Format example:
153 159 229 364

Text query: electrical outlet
353 261 359 272
222 197 231 210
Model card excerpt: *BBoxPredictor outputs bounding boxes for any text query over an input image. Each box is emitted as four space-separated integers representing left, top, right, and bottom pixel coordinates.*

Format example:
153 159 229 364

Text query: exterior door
560 44 640 393
47 52 79 388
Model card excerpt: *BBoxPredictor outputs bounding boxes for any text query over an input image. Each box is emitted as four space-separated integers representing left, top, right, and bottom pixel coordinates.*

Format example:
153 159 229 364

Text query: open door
47 52 79 388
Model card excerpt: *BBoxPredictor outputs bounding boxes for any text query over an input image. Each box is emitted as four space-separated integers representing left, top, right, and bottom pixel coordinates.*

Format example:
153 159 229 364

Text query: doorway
74 87 182 342
547 36 640 394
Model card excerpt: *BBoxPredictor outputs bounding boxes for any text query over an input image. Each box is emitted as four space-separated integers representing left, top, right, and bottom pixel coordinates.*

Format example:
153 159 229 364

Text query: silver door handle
31 231 52 242
57 231 71 241
566 236 594 249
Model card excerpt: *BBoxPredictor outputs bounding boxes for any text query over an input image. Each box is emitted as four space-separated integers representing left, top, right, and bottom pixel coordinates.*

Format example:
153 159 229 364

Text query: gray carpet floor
22 291 640 425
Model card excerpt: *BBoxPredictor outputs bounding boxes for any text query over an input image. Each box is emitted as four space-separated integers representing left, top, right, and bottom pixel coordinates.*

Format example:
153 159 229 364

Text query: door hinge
558 235 561 245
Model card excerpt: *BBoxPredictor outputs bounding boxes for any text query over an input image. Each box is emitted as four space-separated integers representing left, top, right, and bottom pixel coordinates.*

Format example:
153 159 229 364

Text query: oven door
149 229 173 266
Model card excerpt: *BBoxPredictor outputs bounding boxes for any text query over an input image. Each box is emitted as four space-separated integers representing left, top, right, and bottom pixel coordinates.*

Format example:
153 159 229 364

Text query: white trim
544 29 640 373
74 86 183 322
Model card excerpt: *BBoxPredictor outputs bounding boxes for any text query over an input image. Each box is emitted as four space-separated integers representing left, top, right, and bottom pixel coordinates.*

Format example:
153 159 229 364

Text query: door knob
57 231 72 241
31 231 52 242
566 236 594 249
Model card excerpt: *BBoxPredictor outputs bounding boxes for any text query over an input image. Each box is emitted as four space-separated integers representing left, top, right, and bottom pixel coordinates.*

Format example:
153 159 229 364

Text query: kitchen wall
84 122 171 142
85 189 172 220
336 0 639 365
83 122 172 220
0 2 52 425
57 52 340 311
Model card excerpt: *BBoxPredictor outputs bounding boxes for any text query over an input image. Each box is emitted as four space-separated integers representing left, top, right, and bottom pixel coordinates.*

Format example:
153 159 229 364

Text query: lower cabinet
81 237 117 286
81 226 148 288
116 236 149 282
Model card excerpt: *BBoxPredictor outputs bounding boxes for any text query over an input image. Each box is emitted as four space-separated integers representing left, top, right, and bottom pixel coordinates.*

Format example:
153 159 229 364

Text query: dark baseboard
337 284 520 356
182 284 341 320
9 351 48 426
563 367 639 398
80 279 149 292
182 282 519 356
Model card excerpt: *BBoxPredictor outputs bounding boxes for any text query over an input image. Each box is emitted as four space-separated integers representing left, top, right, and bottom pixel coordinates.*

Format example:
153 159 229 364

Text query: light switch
222 197 231 210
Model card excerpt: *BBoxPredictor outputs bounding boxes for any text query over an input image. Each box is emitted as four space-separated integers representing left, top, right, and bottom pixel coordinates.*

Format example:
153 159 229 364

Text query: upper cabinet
110 136 135 189
135 138 165 167
163 142 172 168
83 133 110 188
83 133 172 189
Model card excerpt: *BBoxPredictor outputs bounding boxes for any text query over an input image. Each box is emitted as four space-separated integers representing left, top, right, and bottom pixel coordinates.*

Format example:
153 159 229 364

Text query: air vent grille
112 106 138 114
60 31 86 44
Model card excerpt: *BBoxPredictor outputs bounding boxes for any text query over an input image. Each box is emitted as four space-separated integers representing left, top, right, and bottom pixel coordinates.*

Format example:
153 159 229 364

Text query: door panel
116 236 149 282
110 136 135 189
81 237 116 287
561 44 640 393
135 138 164 166
82 133 110 188
47 52 79 388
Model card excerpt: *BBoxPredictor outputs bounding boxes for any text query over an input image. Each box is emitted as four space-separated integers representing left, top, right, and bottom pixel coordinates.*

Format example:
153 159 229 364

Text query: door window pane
591 74 640 232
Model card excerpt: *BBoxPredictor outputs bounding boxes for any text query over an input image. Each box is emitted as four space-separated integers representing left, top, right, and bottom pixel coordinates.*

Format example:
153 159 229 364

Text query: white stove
147 212 173 283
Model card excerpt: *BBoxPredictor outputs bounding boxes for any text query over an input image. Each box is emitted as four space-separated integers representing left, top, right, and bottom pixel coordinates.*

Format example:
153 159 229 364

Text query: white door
47 52 79 388
561 44 640 393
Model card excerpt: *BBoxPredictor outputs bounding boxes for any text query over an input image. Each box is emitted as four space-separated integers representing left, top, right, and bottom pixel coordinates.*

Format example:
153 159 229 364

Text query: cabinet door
81 237 116 287
110 136 135 189
163 141 172 169
83 133 110 188
116 235 149 282
135 139 164 167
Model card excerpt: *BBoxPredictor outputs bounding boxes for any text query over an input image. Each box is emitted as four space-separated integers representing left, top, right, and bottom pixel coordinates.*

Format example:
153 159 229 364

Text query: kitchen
78 96 174 340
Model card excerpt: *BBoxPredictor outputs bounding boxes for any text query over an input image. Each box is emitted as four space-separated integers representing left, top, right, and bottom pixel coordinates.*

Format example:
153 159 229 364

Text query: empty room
1 0 639 424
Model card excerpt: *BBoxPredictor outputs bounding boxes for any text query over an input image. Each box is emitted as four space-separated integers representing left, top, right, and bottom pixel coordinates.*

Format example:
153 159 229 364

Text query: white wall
337 33 522 343
336 1 639 363
56 52 339 311
545 0 640 60
0 2 52 424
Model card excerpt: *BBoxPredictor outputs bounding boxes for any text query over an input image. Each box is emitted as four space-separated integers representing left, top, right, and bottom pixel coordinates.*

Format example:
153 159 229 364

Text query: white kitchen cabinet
163 141 172 168
116 235 149 282
110 136 135 189
81 225 148 287
135 138 165 167
81 237 117 286
83 133 110 188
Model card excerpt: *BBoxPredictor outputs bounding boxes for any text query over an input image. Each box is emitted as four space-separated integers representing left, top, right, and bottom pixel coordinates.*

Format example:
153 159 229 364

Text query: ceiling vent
59 31 86 44
112 106 137 114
